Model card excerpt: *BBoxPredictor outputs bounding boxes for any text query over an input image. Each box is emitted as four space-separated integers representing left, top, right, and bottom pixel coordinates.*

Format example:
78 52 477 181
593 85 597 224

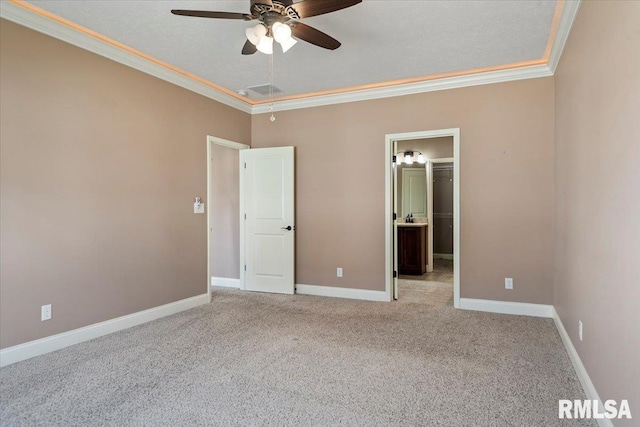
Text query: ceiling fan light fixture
256 35 274 54
279 36 297 53
246 24 266 46
272 22 292 43
171 0 362 55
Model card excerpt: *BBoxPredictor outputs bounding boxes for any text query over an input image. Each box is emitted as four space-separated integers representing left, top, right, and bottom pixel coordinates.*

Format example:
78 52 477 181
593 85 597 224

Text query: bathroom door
241 147 295 295
401 168 427 218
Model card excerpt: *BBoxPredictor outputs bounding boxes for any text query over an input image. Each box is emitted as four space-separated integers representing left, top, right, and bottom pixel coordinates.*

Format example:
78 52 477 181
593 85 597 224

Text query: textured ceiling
26 0 559 102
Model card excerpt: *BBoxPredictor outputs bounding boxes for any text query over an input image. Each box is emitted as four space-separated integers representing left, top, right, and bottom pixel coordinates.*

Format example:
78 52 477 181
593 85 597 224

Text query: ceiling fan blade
171 10 253 20
251 0 274 6
290 22 341 50
242 40 258 55
289 0 362 19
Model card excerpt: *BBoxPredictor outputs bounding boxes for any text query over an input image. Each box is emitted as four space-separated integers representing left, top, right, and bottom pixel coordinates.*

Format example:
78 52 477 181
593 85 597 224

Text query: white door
241 147 295 294
393 148 399 300
426 160 433 273
401 168 427 218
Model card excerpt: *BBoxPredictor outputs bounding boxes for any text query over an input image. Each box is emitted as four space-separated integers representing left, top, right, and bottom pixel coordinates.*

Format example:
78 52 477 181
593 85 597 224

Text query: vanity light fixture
396 151 427 165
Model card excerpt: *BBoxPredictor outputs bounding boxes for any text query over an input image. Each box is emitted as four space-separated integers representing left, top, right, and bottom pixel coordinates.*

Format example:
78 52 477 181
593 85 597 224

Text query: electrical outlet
41 304 52 321
337 268 343 278
579 320 583 341
505 278 513 290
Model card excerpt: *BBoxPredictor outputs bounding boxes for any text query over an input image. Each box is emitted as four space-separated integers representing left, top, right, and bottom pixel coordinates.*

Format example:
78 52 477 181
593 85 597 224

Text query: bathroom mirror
399 166 427 218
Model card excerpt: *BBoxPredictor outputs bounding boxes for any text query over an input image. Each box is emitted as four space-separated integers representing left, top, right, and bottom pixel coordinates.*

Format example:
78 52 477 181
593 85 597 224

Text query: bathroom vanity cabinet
398 223 427 275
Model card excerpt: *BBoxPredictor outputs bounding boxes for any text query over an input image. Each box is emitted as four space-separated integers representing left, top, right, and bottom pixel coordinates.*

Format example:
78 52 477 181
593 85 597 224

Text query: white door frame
427 157 454 274
385 129 460 308
206 135 250 302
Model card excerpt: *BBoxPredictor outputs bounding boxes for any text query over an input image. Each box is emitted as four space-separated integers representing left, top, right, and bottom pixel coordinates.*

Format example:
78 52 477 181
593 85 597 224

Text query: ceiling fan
171 0 362 55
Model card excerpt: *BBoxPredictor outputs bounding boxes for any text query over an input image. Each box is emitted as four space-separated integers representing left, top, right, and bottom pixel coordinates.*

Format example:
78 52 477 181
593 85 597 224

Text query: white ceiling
25 0 559 102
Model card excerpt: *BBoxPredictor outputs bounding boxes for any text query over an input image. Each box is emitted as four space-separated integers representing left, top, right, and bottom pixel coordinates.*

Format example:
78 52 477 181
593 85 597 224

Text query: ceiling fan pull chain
269 52 276 123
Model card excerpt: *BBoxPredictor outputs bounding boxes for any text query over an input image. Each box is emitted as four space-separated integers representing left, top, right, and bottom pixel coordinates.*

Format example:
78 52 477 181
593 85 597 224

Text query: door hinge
244 213 246 220
244 162 247 169
393 212 397 220
244 265 247 271
392 155 396 164
393 271 398 278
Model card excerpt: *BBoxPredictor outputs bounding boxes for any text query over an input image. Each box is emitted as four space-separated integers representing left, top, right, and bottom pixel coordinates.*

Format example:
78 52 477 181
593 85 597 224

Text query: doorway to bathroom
385 129 460 308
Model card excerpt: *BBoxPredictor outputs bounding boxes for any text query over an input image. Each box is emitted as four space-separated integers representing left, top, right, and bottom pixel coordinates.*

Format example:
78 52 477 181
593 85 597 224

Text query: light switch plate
41 304 52 321
505 278 513 290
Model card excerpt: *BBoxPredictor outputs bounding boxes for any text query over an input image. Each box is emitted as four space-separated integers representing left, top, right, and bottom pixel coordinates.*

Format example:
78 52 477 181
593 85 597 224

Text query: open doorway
206 136 249 302
385 129 460 308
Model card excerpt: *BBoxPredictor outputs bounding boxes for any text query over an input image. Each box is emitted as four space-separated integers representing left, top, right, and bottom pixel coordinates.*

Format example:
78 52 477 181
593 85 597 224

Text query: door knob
281 225 293 231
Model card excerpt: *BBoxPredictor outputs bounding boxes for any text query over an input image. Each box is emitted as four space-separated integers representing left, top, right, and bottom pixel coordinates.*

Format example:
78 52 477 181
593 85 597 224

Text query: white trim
211 277 241 289
426 160 433 273
547 0 582 73
552 307 612 427
207 136 249 299
206 136 249 151
386 129 460 308
392 140 399 301
459 298 554 318
206 139 212 303
296 284 388 302
252 65 552 114
430 157 455 164
433 253 454 260
428 157 455 274
0 1 251 114
0 294 208 367
239 151 246 291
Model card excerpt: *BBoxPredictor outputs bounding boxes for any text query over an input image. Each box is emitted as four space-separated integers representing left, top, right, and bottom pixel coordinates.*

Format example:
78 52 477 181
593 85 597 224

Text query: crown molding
547 0 582 73
0 1 253 114
2 0 581 115
251 64 553 114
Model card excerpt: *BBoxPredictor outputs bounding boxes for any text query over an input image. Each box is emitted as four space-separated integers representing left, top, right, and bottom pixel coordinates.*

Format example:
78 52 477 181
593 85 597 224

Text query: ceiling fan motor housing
251 1 301 20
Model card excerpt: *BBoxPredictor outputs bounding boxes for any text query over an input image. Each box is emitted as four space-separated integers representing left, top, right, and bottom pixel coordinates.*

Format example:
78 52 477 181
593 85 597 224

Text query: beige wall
554 1 639 420
0 20 250 348
210 144 240 279
252 77 555 303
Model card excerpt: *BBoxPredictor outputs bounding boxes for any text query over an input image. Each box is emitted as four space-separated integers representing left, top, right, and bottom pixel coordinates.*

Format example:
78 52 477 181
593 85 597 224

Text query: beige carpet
398 258 454 306
0 289 593 426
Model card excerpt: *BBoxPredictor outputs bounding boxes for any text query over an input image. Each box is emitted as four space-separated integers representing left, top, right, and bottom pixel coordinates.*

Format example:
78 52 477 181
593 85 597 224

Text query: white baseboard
0 293 209 367
296 284 389 302
459 298 554 318
433 253 454 260
211 277 241 289
552 308 612 427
